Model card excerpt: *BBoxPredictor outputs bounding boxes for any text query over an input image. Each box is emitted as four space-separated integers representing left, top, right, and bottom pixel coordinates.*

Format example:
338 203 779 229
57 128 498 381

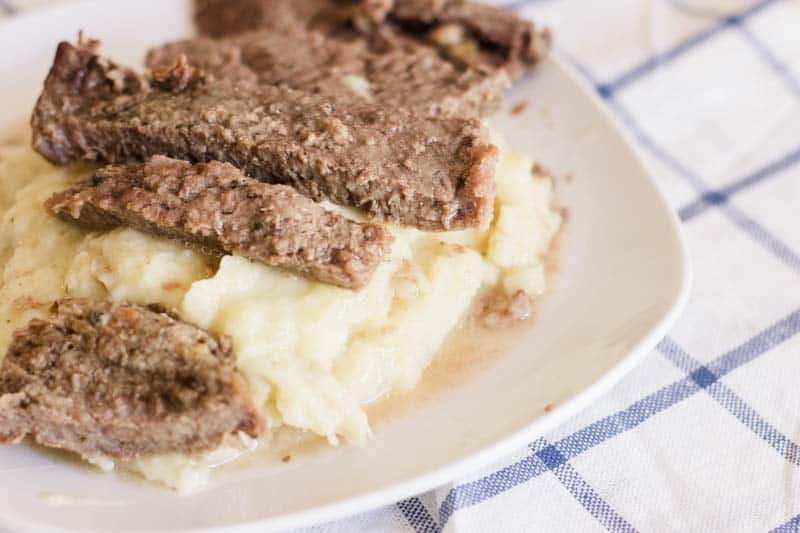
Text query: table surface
3 1 800 531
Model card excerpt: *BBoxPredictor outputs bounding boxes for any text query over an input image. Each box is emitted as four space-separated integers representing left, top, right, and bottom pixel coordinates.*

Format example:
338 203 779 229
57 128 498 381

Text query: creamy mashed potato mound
0 130 561 491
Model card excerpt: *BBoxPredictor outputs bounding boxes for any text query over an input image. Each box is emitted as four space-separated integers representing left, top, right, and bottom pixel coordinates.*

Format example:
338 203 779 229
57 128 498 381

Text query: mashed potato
0 130 561 490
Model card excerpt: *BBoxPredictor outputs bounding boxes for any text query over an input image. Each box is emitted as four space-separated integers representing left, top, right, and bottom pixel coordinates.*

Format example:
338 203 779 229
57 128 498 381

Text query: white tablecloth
5 1 800 531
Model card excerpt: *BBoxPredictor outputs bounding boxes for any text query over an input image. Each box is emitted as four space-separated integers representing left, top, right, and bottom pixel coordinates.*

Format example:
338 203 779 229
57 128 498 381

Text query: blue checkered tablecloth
4 0 800 531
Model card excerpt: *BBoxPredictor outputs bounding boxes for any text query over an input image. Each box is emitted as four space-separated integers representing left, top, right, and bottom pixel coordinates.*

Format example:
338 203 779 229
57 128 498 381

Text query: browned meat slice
192 0 550 77
194 0 388 37
195 0 271 37
32 39 496 231
147 38 259 84
46 156 392 290
145 30 509 117
0 299 264 461
194 0 340 37
379 0 551 77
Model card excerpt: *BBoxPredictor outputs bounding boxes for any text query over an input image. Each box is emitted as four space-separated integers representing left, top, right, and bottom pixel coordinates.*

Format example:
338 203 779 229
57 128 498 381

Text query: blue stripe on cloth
534 440 637 532
708 382 800 464
707 308 800 377
596 0 782 98
605 98 800 273
553 378 698 459
439 438 636 531
437 451 550 527
551 461 638 533
678 145 800 221
438 308 800 527
738 24 800 98
772 513 800 533
657 337 699 372
677 194 723 221
397 497 441 533
603 98 707 190
437 382 703 526
659 337 800 465
717 203 800 272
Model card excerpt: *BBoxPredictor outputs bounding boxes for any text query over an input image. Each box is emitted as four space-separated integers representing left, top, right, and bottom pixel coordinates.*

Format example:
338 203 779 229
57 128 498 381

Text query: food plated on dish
0 0 563 492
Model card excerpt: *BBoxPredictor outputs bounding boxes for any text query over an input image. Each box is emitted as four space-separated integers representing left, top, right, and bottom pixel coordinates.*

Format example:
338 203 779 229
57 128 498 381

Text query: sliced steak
46 156 392 290
192 0 550 77
0 299 264 460
147 38 260 85
194 0 340 38
146 30 509 117
32 39 497 231
376 0 551 77
194 0 391 38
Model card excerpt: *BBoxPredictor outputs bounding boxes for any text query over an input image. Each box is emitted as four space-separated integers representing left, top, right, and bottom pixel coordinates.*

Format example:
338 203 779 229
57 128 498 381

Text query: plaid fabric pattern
5 0 800 531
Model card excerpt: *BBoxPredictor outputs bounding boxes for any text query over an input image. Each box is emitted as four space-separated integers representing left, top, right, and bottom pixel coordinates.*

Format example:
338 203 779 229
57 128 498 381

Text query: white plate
0 1 691 531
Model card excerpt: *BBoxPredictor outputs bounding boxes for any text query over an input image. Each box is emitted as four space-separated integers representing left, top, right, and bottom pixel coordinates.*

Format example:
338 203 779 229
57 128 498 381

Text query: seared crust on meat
46 156 393 290
32 40 496 230
145 30 510 118
0 299 264 460
192 0 550 76
379 0 551 76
